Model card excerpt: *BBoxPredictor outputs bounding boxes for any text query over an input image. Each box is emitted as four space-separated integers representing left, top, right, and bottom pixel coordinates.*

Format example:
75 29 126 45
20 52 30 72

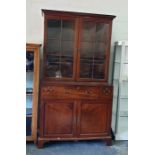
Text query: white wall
26 0 128 82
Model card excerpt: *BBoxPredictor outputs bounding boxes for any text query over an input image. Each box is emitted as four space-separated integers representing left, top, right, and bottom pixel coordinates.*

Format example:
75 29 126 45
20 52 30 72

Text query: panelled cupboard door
42 100 76 137
77 18 112 82
44 17 78 80
77 101 110 137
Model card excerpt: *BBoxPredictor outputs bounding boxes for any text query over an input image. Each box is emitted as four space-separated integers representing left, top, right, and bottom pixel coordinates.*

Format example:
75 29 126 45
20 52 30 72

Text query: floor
26 140 128 155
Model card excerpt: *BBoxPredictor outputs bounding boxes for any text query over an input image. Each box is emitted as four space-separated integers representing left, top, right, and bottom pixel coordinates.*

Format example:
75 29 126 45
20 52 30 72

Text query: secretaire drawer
41 85 113 99
41 85 100 99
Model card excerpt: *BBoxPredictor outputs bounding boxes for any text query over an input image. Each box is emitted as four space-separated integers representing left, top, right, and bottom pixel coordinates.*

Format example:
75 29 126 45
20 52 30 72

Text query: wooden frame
26 43 41 143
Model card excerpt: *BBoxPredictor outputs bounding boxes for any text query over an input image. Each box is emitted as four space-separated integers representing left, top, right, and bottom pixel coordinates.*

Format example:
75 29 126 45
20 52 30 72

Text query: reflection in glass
47 61 60 77
46 40 60 54
61 63 73 77
82 22 94 41
26 117 32 136
62 41 74 56
80 59 93 78
26 52 34 71
96 23 109 42
26 72 33 89
62 21 75 40
81 42 93 58
26 51 34 91
48 20 61 39
94 42 105 58
93 64 104 79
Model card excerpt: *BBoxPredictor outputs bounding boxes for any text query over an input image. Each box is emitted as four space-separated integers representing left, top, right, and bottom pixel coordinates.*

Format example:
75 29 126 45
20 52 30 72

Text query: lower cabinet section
38 85 113 148
38 100 112 147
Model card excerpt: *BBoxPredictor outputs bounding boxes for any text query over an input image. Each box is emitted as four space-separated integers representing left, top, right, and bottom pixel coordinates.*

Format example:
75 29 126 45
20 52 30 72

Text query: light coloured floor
26 140 128 155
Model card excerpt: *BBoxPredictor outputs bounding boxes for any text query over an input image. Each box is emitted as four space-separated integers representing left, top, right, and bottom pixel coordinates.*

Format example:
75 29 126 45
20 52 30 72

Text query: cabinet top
42 9 116 20
26 43 42 48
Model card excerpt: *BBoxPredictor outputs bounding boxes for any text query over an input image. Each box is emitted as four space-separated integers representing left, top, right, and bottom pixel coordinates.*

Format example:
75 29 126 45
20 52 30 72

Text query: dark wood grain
79 101 108 134
44 101 75 135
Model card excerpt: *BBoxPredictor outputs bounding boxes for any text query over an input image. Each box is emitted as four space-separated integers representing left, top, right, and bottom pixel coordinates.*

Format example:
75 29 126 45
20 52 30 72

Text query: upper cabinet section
43 10 115 82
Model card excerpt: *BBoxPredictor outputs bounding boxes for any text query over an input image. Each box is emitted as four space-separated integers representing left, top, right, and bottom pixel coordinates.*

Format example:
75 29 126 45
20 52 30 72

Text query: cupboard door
78 101 110 137
78 19 111 81
44 18 77 80
42 100 76 137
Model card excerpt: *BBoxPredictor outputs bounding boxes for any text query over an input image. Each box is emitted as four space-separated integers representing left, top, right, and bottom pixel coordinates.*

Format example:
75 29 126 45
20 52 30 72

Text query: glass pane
26 51 33 137
26 52 34 71
81 22 95 41
26 72 33 89
81 42 93 58
80 22 95 78
61 55 73 77
26 51 34 89
62 21 75 40
47 60 60 78
26 95 32 112
96 23 109 42
46 40 60 54
79 21 109 80
94 42 106 59
62 41 74 56
26 89 33 135
80 59 93 78
93 64 104 79
48 20 61 39
47 55 60 63
46 19 75 79
26 116 32 136
61 63 73 77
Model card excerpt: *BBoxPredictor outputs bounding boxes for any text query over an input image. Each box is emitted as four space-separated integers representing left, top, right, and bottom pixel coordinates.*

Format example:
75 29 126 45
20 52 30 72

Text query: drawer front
41 86 100 99
41 85 113 99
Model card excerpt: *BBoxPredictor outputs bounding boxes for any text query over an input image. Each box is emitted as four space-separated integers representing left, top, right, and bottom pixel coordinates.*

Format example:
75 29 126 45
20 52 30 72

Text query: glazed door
77 18 111 82
41 100 76 138
44 17 78 80
77 100 110 137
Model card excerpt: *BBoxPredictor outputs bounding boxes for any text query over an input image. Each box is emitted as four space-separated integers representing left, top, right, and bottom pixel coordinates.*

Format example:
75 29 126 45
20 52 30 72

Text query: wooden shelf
46 53 73 57
26 92 33 95
80 40 107 43
26 70 33 72
26 88 33 93
114 61 128 64
48 62 73 65
26 115 32 118
48 38 74 42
